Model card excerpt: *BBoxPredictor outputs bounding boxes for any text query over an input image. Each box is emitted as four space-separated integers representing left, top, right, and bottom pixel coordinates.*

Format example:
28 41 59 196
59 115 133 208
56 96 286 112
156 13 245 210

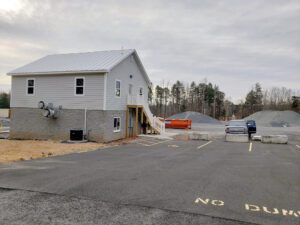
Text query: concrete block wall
261 135 288 144
9 108 126 142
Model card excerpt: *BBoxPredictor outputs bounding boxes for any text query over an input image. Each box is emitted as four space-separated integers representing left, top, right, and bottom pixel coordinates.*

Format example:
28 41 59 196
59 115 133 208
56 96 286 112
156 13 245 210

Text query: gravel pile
244 110 300 127
168 111 222 124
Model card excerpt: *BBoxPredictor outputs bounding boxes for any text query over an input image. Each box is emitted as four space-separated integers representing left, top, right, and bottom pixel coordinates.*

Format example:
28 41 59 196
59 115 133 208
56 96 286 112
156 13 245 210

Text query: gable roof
7 49 151 86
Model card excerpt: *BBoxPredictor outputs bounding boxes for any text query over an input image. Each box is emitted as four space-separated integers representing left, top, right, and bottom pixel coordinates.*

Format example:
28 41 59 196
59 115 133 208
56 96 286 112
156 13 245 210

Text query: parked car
225 120 248 134
246 120 257 134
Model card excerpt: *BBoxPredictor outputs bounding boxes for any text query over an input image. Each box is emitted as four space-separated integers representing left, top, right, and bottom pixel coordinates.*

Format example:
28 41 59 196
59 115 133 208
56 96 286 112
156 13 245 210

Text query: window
113 117 121 132
139 87 143 96
115 80 121 97
75 77 85 96
27 78 35 95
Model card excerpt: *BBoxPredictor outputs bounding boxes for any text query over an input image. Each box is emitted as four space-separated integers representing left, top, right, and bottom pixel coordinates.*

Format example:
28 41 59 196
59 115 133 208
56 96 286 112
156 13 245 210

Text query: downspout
103 73 107 110
84 107 87 140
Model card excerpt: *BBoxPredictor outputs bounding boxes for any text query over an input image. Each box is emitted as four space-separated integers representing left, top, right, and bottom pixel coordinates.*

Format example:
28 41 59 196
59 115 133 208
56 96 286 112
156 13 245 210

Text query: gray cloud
0 0 299 101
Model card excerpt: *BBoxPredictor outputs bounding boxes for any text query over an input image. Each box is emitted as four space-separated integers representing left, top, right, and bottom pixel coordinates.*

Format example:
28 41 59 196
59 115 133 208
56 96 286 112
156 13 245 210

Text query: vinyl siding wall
105 55 149 110
11 74 105 110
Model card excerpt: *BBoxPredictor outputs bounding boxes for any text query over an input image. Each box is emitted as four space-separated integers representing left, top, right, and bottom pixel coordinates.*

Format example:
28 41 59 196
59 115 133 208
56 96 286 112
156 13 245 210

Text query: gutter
7 70 108 76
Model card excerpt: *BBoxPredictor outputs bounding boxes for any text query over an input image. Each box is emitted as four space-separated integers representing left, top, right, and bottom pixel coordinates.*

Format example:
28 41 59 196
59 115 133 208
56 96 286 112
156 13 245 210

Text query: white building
8 49 164 142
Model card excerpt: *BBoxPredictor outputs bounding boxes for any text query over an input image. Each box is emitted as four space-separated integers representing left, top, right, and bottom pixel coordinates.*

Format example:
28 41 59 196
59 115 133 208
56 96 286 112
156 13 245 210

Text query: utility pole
162 80 165 119
213 93 216 118
202 86 205 114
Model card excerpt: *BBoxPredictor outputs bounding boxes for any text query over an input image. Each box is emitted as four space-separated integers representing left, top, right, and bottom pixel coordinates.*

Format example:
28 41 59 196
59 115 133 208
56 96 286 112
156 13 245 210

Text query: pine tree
0 92 10 108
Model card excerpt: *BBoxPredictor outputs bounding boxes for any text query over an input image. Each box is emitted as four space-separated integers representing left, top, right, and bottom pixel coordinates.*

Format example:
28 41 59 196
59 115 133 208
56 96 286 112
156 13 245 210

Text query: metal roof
7 49 151 85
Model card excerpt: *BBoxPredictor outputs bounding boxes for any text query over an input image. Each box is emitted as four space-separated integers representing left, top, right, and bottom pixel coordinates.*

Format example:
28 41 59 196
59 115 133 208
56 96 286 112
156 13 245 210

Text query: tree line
234 84 300 118
0 92 10 108
150 81 300 120
0 83 299 119
149 80 226 119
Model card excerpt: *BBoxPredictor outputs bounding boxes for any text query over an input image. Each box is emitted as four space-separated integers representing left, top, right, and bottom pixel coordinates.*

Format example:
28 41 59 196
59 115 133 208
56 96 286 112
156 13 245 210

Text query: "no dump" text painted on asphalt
194 196 299 219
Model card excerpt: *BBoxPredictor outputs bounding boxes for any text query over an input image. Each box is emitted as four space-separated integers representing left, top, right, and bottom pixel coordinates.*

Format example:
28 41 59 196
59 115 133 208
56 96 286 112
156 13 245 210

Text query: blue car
246 120 256 134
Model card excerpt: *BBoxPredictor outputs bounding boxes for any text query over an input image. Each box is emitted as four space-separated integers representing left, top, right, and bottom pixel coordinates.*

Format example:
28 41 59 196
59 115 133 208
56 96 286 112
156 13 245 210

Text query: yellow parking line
197 141 212 149
249 142 253 152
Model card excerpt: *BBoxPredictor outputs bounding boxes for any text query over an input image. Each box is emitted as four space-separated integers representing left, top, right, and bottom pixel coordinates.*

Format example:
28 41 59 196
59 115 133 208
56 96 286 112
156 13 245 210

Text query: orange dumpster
164 119 192 129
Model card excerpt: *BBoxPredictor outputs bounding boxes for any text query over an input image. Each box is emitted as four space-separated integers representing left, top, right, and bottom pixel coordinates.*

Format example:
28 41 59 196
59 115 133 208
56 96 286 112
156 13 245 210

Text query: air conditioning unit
70 129 84 141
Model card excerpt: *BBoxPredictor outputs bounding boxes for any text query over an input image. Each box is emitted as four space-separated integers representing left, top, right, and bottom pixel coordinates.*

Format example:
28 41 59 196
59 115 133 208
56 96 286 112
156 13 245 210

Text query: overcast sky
0 0 299 102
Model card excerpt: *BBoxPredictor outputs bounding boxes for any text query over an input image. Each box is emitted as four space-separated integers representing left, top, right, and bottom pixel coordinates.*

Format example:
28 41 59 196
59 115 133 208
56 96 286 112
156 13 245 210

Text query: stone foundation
9 108 126 142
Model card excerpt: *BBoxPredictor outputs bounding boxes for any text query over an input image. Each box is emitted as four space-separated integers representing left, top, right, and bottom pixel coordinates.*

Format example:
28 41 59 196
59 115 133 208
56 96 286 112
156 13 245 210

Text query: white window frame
26 78 35 96
113 117 121 132
139 87 143 96
115 80 121 97
74 77 85 96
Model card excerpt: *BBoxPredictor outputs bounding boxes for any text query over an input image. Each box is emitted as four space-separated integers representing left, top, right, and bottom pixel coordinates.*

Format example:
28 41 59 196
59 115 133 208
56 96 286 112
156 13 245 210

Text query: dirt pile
244 110 300 127
168 111 222 124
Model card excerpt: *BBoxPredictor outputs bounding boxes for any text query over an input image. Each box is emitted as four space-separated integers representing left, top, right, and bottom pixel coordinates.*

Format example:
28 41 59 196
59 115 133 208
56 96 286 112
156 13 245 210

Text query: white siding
105 55 149 110
11 74 105 110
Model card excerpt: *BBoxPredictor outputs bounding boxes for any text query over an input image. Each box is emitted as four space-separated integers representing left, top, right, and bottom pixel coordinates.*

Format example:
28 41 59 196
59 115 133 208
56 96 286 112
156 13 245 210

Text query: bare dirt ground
0 139 131 164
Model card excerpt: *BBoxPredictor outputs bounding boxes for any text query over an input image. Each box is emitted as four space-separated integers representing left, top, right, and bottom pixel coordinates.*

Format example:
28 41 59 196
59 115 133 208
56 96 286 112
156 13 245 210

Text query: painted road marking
249 142 253 152
146 139 170 146
137 139 170 147
245 204 299 218
194 196 300 219
197 141 212 149
136 140 157 146
195 197 224 206
139 139 158 144
168 144 179 148
296 145 300 150
135 138 170 147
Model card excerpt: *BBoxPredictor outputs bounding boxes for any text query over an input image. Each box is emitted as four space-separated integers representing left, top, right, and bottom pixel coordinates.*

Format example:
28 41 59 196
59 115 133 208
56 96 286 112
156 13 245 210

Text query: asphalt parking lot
0 137 299 225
